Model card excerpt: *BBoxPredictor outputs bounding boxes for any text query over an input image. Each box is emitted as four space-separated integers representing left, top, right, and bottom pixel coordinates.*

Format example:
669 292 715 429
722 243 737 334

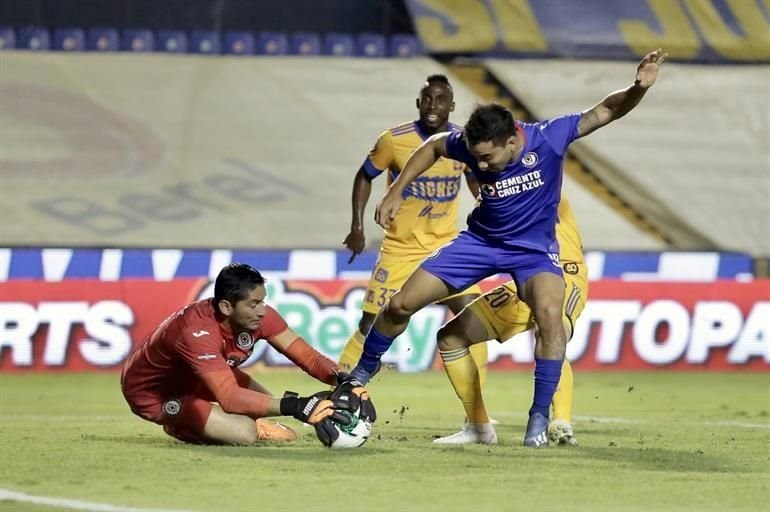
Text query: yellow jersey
555 194 584 265
364 121 471 257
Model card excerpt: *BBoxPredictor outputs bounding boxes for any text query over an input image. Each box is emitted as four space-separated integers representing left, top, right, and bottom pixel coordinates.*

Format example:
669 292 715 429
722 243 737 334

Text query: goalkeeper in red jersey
121 263 375 446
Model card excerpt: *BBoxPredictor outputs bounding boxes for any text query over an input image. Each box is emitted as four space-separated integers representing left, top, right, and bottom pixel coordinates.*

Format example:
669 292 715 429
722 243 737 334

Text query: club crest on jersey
521 152 538 168
163 399 181 417
236 332 255 350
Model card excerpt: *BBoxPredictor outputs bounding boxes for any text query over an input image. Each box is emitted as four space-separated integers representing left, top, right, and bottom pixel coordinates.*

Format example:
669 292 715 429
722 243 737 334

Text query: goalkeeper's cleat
255 419 298 442
523 412 549 448
548 418 577 446
433 423 497 445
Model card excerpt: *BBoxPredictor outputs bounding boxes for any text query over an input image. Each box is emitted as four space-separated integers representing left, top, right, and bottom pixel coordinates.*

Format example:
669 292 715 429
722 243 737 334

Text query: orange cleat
255 419 298 442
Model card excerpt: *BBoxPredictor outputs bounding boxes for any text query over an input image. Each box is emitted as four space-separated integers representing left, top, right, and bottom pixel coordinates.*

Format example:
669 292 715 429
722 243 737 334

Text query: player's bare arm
577 48 667 138
375 132 450 228
343 166 374 263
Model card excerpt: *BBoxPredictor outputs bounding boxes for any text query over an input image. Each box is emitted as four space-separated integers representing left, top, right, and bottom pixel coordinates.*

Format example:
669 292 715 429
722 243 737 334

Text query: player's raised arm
577 48 667 138
374 132 450 229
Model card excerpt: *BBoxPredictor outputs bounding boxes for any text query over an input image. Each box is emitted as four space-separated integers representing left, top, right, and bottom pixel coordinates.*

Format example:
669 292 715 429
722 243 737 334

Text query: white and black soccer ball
325 409 372 449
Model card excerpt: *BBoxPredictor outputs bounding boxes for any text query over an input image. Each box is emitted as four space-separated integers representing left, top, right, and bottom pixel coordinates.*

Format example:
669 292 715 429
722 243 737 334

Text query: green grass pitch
1 370 768 512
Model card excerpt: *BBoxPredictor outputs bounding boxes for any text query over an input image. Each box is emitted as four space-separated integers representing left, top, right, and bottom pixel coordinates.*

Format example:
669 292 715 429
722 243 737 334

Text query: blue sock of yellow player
351 326 393 384
440 347 489 424
551 359 573 423
469 342 488 390
530 358 562 418
338 330 365 372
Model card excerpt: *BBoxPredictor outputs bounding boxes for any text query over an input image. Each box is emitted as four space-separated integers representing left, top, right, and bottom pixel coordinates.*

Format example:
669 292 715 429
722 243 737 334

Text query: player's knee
384 293 417 322
437 323 467 351
535 302 564 330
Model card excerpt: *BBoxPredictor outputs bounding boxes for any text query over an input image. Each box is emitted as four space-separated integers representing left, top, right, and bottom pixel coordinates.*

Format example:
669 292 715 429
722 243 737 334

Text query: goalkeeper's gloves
280 391 352 425
280 391 351 448
332 372 377 423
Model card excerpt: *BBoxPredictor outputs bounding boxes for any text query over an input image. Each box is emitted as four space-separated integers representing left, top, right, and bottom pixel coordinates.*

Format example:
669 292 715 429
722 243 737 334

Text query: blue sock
351 326 395 382
529 358 563 418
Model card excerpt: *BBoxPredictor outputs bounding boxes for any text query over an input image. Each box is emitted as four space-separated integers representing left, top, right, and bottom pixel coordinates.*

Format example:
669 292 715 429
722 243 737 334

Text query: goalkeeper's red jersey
121 299 336 406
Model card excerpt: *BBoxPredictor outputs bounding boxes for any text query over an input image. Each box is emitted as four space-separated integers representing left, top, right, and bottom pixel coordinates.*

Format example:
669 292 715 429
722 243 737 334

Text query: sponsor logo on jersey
192 330 209 338
163 398 181 416
563 262 579 275
236 332 255 350
196 353 217 360
374 268 389 283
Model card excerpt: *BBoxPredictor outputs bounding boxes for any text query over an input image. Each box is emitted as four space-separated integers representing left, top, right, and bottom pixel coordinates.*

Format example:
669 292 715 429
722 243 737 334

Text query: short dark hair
425 73 451 87
464 103 516 146
214 263 265 308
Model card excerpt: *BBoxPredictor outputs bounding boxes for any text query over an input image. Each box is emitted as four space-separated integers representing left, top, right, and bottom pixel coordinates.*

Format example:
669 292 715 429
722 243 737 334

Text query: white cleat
434 423 498 445
548 418 578 446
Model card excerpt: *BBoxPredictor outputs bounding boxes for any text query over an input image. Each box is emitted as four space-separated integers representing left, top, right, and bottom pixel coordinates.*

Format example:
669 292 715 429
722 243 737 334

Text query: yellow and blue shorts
362 252 482 315
469 260 588 342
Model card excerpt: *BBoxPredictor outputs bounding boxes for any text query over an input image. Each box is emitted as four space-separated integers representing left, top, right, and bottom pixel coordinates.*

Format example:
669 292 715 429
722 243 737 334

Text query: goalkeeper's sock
338 330 365 372
469 341 489 390
529 358 563 418
440 347 489 424
551 359 574 423
351 326 393 384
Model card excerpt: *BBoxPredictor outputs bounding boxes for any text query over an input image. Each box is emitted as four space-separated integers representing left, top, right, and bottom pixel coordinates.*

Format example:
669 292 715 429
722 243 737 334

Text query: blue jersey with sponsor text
444 114 581 252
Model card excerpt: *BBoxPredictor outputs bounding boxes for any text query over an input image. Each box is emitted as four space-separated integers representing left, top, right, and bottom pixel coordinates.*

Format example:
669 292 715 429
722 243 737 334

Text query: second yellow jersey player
434 194 588 446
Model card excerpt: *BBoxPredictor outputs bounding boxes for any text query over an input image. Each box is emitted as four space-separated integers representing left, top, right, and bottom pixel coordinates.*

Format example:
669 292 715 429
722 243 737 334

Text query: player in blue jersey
346 48 667 447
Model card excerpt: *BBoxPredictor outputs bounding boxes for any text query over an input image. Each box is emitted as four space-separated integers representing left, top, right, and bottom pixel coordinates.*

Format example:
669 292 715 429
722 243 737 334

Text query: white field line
0 488 194 512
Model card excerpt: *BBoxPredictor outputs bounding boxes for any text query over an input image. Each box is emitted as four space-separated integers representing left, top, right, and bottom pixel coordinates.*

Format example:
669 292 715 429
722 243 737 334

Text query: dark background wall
0 0 415 33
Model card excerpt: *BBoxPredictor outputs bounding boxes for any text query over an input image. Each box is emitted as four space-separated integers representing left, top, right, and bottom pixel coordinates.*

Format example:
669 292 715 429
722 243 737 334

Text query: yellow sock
551 359 574 423
469 342 488 390
338 330 365 372
440 347 489 424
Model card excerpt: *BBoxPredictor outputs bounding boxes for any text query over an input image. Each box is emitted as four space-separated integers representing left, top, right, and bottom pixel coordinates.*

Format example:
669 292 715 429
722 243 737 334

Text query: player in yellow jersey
433 194 587 445
339 74 484 374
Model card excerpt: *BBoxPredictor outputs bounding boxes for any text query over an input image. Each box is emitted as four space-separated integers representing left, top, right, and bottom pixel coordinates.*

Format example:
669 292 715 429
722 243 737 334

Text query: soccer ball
327 409 372 449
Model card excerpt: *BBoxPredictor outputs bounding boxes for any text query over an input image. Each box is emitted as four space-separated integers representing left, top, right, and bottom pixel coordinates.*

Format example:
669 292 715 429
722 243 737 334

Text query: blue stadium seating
390 33 420 58
190 30 221 54
0 27 16 50
356 33 386 57
4 26 421 59
157 30 188 53
323 33 354 56
53 28 85 51
290 32 321 56
256 31 288 55
223 31 255 55
18 27 50 51
87 27 119 51
122 29 154 52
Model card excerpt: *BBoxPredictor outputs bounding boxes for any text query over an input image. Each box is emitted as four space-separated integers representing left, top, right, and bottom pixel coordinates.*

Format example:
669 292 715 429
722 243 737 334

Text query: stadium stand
0 26 15 49
86 27 119 51
52 27 84 51
122 29 154 52
0 52 662 250
223 31 254 55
